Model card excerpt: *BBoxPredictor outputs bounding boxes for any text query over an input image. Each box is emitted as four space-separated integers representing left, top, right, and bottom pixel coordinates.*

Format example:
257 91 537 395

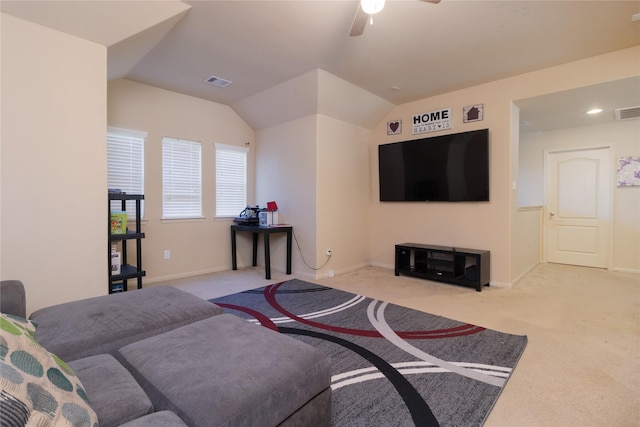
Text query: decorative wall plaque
463 104 484 123
617 156 640 187
412 108 451 135
387 120 402 135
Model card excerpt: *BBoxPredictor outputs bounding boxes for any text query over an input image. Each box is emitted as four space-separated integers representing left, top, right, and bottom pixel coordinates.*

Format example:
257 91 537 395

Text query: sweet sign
412 108 451 135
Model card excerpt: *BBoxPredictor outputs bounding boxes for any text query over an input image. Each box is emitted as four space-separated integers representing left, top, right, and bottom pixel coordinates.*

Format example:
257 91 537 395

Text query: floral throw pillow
0 312 98 427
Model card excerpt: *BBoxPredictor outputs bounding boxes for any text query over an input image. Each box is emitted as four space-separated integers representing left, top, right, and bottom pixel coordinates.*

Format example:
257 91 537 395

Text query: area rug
211 279 527 427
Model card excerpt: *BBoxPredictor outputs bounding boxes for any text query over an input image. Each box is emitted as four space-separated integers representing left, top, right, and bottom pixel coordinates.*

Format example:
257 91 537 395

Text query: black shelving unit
108 193 145 293
395 243 490 292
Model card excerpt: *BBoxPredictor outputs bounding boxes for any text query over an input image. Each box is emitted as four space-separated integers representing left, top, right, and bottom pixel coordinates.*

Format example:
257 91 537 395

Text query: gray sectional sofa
0 280 332 427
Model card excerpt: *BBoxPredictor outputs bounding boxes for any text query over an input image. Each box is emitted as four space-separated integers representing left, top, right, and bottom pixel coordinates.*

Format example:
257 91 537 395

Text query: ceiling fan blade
349 4 368 37
419 0 442 3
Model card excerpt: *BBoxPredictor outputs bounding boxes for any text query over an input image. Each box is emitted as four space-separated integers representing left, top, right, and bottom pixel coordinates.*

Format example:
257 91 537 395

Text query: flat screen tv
378 129 489 202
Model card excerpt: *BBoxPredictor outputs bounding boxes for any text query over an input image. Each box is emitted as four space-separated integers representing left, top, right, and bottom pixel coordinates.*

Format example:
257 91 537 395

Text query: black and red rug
211 279 527 427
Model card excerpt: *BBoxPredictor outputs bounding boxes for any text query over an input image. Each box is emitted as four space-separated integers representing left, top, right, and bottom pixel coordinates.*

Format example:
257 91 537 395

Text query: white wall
1 14 107 314
253 70 387 280
370 47 640 287
519 120 640 273
370 89 512 286
107 79 256 282
255 114 372 280
256 116 318 278
316 115 371 277
511 207 543 281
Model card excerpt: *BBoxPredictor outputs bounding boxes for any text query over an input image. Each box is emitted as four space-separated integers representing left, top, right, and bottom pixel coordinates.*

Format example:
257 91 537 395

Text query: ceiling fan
349 0 441 37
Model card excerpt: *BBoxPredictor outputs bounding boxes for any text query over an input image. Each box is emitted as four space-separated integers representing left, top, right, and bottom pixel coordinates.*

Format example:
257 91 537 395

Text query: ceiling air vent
205 75 233 88
615 106 640 121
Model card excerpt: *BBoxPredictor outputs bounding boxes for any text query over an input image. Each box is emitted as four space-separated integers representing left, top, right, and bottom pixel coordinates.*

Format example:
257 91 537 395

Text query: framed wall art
387 120 402 135
617 156 640 187
463 104 484 123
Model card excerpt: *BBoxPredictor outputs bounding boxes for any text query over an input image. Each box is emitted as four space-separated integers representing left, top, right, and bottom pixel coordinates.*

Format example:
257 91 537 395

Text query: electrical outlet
327 269 335 278
326 249 332 256
163 250 171 260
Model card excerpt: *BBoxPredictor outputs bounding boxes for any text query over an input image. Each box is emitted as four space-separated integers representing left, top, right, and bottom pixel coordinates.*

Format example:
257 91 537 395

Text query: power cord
293 230 331 271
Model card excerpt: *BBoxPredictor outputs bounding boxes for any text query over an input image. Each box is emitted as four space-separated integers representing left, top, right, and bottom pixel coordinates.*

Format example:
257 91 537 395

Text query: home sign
412 108 452 135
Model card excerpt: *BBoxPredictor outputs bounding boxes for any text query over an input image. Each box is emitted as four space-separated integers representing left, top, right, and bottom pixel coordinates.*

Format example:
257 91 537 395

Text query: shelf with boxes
109 193 145 293
395 243 490 292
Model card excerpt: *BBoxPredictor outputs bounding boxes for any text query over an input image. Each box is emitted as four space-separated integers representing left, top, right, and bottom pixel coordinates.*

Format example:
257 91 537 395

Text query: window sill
161 216 205 223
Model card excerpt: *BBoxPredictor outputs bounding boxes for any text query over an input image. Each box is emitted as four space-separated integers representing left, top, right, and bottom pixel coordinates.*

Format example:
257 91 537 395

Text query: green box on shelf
110 211 127 234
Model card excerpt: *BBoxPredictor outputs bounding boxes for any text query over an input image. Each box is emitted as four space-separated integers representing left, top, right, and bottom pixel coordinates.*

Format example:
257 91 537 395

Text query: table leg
286 229 292 274
231 229 237 270
264 232 271 280
252 233 258 266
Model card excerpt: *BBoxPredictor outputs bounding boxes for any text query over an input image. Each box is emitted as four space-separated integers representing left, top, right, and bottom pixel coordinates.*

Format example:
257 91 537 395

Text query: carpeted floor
211 279 527 427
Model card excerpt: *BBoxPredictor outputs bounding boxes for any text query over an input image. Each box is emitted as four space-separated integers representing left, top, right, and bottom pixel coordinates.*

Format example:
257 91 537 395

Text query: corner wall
107 79 256 282
255 116 318 278
252 70 390 279
1 14 107 314
316 115 371 277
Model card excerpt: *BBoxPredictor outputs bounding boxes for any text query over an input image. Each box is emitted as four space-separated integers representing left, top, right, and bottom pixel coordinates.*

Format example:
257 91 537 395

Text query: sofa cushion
118 410 188 427
69 354 153 427
117 314 332 427
0 312 98 427
30 286 223 361
0 280 27 319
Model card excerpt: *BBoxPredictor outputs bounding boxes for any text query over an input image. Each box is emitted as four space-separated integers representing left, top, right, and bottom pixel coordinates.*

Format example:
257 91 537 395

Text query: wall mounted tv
379 128 489 202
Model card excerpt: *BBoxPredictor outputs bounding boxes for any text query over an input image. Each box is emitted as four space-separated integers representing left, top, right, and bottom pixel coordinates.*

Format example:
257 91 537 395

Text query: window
107 127 145 218
216 143 248 217
162 137 202 219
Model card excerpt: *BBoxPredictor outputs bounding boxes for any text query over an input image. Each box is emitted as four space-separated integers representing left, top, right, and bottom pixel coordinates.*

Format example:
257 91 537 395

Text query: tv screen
379 129 489 202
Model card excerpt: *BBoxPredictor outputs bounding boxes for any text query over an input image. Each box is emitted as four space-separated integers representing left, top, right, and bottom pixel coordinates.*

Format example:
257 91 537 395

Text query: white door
545 147 611 268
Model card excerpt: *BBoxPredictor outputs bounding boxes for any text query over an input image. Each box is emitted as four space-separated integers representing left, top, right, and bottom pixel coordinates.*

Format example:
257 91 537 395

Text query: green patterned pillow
0 312 98 427
1 312 37 337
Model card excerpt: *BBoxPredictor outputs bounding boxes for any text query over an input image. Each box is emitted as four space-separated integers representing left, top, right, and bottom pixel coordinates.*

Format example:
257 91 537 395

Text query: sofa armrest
0 280 27 318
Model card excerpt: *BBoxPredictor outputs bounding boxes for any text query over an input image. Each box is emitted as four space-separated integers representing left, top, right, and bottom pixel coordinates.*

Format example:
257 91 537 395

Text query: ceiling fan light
361 0 385 15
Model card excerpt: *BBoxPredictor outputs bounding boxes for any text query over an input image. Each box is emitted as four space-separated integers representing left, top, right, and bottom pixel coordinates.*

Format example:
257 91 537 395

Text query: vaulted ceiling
3 0 639 131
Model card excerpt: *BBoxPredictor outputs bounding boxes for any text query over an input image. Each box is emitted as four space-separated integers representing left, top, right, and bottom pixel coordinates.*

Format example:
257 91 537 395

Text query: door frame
542 145 613 269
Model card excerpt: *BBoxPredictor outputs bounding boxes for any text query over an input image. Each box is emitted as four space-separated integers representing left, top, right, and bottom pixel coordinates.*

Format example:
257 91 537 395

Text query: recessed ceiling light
391 86 400 91
587 108 603 115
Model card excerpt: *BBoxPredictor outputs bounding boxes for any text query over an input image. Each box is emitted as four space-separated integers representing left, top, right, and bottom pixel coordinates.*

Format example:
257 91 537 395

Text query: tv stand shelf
395 243 490 292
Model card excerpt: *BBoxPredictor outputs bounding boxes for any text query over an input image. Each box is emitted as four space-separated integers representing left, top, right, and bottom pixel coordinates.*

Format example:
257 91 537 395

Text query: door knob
549 211 556 217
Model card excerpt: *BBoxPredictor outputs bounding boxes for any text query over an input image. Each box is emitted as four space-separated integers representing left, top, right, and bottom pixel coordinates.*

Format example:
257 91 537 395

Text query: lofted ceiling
516 76 640 133
124 0 640 107
2 0 639 131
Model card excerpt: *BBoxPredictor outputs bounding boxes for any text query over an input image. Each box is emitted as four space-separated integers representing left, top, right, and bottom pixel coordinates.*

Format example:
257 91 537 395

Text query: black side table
230 224 293 279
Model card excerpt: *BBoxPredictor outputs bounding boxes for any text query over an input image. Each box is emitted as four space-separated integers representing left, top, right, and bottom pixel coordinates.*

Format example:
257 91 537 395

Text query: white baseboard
313 262 371 280
612 267 640 274
144 266 232 285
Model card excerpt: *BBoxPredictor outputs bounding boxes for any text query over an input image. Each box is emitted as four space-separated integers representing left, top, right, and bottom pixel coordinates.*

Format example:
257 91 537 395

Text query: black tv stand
395 243 490 292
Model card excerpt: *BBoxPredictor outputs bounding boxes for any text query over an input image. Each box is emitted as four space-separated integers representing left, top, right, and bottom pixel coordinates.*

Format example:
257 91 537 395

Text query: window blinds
107 128 145 218
216 143 248 217
162 137 202 219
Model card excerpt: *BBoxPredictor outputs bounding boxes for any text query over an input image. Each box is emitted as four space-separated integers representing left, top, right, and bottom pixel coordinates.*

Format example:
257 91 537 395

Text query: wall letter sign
412 108 452 135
